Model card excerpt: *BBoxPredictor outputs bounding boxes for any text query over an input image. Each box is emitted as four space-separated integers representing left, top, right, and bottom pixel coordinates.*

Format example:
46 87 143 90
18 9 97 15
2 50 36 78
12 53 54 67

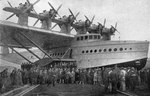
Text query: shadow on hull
106 58 147 70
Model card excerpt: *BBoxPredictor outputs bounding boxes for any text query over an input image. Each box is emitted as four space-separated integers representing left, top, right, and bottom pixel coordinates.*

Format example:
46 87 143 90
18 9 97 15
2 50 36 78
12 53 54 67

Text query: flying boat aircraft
0 0 149 70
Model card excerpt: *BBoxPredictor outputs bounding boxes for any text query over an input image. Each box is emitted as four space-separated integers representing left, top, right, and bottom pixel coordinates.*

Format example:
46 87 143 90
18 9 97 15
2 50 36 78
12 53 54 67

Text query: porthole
109 48 112 52
98 35 100 39
104 49 107 52
130 48 132 50
61 53 63 55
90 50 93 53
77 37 80 41
120 48 123 51
99 49 102 52
94 49 97 53
82 50 85 53
125 48 127 50
86 50 89 53
81 36 83 40
114 48 117 51
85 36 88 40
94 35 97 39
58 53 60 55
89 35 92 39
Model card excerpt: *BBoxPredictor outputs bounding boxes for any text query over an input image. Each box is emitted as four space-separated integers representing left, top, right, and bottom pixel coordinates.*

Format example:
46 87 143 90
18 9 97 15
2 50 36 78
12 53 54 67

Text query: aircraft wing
0 20 74 49
3 7 22 14
3 7 41 19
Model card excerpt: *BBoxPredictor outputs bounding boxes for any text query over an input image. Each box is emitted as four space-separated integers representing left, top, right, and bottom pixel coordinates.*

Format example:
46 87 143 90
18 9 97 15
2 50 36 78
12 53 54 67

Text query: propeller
23 0 40 13
48 2 62 18
68 8 80 22
84 15 95 26
33 3 62 26
111 22 120 34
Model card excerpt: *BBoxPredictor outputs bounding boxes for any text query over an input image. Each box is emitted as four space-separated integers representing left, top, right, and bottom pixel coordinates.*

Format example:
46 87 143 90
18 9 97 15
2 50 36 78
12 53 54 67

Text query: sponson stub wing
0 20 74 49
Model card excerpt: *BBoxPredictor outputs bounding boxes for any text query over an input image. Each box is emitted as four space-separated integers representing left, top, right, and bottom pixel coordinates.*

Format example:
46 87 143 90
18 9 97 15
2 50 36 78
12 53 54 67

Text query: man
128 67 138 91
119 68 127 91
109 65 120 93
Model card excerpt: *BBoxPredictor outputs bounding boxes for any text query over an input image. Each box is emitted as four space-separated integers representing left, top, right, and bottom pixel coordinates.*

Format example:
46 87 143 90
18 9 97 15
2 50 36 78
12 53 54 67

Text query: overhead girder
12 37 41 60
18 32 53 60
3 42 33 64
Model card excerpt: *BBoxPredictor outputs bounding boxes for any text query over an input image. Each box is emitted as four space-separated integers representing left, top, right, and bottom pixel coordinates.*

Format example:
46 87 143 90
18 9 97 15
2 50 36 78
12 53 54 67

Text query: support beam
13 38 41 60
3 43 33 64
19 32 52 59
61 48 71 58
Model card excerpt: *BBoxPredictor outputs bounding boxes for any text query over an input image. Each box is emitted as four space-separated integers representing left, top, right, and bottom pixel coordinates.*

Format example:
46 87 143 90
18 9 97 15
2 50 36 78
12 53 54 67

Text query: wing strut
3 43 33 64
12 37 41 60
61 48 71 58
19 32 53 60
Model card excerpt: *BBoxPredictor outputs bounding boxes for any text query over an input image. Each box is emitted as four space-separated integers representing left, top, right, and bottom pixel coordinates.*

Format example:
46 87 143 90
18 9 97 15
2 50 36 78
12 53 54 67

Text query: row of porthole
81 47 132 54
50 52 65 56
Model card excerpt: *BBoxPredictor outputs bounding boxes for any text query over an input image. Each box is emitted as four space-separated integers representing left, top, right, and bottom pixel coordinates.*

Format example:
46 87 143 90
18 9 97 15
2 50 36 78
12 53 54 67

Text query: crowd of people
0 64 150 94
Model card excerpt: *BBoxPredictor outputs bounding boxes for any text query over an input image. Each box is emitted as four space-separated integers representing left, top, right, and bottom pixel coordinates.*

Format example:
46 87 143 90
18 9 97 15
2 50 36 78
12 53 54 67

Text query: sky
0 0 150 56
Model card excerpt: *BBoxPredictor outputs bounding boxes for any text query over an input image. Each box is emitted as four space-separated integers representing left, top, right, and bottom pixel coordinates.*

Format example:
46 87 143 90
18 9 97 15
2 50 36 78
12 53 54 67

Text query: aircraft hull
71 40 149 69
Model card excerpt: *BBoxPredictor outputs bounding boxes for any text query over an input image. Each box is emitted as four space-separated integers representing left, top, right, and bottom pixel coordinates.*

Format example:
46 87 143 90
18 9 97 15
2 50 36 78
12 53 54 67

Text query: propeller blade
103 18 106 27
91 15 95 24
23 6 32 13
51 23 57 29
7 1 13 7
116 30 120 34
69 8 74 17
23 0 40 13
84 15 90 21
75 12 80 18
6 13 15 20
33 19 39 26
48 2 56 11
26 0 31 4
56 4 62 18
56 4 62 12
98 22 102 27
33 8 39 16
33 0 40 5
115 22 117 29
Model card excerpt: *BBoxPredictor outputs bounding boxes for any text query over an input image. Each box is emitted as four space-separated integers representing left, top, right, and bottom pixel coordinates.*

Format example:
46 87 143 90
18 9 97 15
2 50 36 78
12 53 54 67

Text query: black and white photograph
0 0 150 96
